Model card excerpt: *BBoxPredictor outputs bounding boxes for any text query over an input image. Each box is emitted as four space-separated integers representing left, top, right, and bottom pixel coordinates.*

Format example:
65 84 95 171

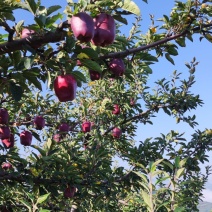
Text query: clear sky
1 0 212 202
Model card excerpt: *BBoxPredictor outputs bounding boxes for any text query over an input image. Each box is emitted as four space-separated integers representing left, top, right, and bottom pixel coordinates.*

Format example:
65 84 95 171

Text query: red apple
20 130 32 146
2 162 12 170
130 98 136 106
91 13 115 46
21 28 35 38
109 58 125 77
58 123 70 132
112 127 122 138
112 104 120 115
53 134 61 143
0 127 10 139
82 121 91 133
54 74 77 102
64 186 76 198
34 115 45 130
70 12 94 42
2 133 14 149
0 108 9 124
89 70 101 81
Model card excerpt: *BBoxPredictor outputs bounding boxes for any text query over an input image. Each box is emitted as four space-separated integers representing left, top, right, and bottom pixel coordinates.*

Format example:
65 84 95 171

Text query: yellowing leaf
77 53 89 59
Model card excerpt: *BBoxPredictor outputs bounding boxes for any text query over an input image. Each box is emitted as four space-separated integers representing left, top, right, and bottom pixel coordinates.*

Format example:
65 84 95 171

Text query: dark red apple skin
54 75 77 102
53 134 61 143
20 130 32 146
109 58 125 77
89 70 101 81
2 133 14 149
21 28 35 38
34 116 45 130
64 186 76 198
112 127 122 138
2 162 12 170
58 123 70 132
91 13 115 46
112 104 120 115
130 98 136 106
70 12 94 42
0 108 9 124
82 121 91 133
0 127 10 139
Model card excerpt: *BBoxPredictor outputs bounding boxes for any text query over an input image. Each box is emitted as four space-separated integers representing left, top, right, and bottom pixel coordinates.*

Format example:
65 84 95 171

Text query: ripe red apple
112 104 120 115
70 12 94 42
0 127 10 139
2 133 14 149
109 58 125 77
53 134 61 143
1 162 12 170
130 98 136 106
20 130 32 146
58 123 70 132
91 13 116 46
89 70 101 81
82 121 91 133
0 108 9 124
112 127 122 138
64 186 76 198
21 28 35 38
54 74 77 102
34 115 45 130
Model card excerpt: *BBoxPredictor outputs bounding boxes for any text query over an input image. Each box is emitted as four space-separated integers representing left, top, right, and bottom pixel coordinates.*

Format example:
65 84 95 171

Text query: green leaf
19 200 32 211
165 53 175 65
31 131 42 142
176 167 185 179
176 37 186 47
37 193 51 204
31 145 46 156
71 71 87 83
47 5 61 16
118 0 141 16
24 56 35 69
23 74 42 91
113 14 128 25
15 20 24 32
174 156 180 168
9 82 23 102
141 190 152 209
45 13 63 28
80 59 102 73
26 0 37 14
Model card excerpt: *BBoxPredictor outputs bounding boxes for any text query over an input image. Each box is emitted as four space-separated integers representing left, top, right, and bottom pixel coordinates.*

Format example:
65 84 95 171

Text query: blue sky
1 0 212 202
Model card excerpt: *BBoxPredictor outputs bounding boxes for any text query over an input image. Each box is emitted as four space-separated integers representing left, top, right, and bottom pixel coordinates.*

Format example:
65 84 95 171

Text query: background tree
0 0 212 211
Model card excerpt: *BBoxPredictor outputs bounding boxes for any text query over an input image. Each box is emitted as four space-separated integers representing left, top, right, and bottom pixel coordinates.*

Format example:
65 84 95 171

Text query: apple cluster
0 108 47 148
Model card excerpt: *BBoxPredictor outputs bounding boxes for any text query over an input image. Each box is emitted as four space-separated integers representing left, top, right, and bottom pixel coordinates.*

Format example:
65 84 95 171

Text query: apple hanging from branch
34 115 45 130
89 70 101 81
92 13 116 46
112 127 122 138
20 130 32 146
0 126 10 139
64 186 76 198
112 104 120 115
109 58 125 77
54 74 77 102
0 108 9 124
2 133 14 149
70 12 94 42
82 121 91 133
1 162 12 170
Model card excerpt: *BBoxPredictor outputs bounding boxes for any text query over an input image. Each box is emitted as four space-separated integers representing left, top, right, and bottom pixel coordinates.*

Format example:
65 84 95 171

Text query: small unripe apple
58 123 70 132
34 115 45 130
91 13 115 46
109 58 125 77
54 75 77 102
89 70 101 81
21 28 35 38
64 186 76 198
0 108 9 124
2 133 14 149
82 121 91 133
112 104 120 115
112 127 122 138
20 130 32 146
1 162 12 170
0 127 10 139
70 12 94 42
53 134 61 143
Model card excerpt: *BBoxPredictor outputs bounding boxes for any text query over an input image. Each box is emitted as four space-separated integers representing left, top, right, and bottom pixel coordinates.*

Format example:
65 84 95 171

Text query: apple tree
0 0 212 211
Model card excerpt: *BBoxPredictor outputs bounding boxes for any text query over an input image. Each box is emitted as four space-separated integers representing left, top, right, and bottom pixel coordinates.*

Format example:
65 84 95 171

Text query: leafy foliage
0 0 212 211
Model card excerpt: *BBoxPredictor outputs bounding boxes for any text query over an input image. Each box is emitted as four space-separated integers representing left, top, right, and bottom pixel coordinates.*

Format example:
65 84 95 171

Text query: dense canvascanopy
0 0 212 211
